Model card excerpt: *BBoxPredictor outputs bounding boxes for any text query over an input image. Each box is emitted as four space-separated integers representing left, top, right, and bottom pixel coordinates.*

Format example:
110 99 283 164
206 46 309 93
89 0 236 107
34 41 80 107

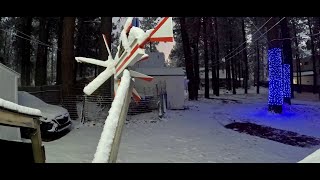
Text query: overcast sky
112 17 175 62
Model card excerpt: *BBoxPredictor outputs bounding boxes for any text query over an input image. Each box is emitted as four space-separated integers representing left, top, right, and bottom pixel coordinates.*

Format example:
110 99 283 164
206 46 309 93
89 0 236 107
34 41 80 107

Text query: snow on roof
134 67 185 76
0 97 41 117
0 63 20 77
293 71 314 76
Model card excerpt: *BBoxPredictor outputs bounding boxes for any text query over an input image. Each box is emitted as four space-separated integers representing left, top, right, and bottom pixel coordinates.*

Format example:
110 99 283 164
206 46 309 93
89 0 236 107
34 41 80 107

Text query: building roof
293 71 314 76
134 52 166 68
199 69 243 80
134 67 185 76
0 63 20 77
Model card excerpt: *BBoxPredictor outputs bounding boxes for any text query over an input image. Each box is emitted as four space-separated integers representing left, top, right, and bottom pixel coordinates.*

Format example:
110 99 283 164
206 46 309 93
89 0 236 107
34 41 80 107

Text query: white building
0 63 21 141
134 67 185 109
293 71 314 85
133 52 185 109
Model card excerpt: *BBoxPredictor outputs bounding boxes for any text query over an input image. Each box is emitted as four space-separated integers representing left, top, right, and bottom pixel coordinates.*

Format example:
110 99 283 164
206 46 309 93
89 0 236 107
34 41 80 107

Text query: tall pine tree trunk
180 17 195 100
18 17 32 86
56 17 63 85
292 18 301 93
61 17 76 93
214 17 220 96
61 17 77 119
280 17 294 104
307 17 317 94
256 40 260 94
191 17 201 100
230 43 236 95
203 17 210 98
266 17 283 113
75 17 85 78
237 55 241 88
226 59 231 91
209 17 217 96
231 58 236 94
241 18 248 94
316 17 320 99
35 17 50 86
100 17 113 96
192 43 199 100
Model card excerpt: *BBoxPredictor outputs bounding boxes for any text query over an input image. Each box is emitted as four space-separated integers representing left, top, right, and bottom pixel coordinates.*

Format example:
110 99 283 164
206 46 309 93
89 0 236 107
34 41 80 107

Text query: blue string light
283 64 291 99
268 48 283 106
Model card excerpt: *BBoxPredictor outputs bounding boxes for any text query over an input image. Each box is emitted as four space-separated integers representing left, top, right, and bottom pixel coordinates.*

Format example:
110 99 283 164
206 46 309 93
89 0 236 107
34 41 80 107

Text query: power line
219 17 273 61
1 20 60 51
269 31 320 42
212 17 286 68
0 27 60 52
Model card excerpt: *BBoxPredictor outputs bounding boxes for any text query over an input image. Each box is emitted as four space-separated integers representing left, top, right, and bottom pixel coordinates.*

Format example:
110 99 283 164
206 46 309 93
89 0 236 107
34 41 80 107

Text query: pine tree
140 17 159 52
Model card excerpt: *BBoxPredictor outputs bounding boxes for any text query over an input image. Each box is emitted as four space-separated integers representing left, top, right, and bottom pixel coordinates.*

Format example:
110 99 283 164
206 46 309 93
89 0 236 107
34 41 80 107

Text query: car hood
38 104 69 122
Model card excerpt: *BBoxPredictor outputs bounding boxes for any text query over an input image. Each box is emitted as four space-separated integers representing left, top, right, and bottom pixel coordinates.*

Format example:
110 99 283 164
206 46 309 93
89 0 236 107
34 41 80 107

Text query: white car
18 91 72 134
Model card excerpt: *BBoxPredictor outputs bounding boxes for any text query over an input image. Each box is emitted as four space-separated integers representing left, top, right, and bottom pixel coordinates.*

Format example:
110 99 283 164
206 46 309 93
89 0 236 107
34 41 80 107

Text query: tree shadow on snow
225 122 320 148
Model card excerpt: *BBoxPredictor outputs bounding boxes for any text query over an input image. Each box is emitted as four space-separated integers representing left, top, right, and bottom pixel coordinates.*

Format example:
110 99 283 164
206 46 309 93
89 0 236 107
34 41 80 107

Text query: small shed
0 63 21 141
134 67 185 109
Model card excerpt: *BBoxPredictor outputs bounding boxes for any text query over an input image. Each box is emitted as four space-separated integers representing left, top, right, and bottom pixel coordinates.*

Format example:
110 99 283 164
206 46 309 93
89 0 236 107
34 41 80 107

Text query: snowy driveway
45 93 319 163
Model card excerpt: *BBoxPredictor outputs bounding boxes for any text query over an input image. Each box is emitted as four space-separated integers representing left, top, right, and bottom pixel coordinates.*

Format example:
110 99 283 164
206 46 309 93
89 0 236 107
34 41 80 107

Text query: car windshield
18 91 48 108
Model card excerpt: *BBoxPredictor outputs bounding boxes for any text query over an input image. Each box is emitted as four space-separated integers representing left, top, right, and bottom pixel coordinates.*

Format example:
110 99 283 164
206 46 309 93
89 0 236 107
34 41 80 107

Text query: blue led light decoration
268 48 283 113
283 64 291 102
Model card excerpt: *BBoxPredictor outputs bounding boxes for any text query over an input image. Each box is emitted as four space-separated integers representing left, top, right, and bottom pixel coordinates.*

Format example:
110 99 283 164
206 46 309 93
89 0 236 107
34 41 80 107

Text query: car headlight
40 116 48 121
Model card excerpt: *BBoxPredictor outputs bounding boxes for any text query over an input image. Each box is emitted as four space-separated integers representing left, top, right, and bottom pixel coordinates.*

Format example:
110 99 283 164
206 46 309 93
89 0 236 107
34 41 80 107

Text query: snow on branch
92 69 131 163
0 97 41 117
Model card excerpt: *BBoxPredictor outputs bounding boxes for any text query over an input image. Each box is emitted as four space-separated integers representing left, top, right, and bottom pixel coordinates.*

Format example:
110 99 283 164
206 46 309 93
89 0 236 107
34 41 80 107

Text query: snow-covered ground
44 87 320 163
299 148 320 163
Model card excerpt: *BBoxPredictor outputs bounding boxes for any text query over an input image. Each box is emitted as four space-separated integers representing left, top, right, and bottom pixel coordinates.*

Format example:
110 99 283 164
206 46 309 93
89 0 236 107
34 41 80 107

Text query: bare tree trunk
231 54 236 94
280 17 294 104
241 18 248 94
307 17 317 94
316 17 320 100
209 17 217 96
56 17 63 85
226 59 231 91
18 17 33 86
61 17 77 119
192 43 199 100
203 17 210 98
180 17 195 100
266 17 283 113
100 17 113 96
214 17 220 96
191 17 201 100
3 31 7 64
35 17 50 86
237 55 241 88
256 40 260 94
61 17 76 93
292 18 301 93
227 19 233 92
51 49 54 84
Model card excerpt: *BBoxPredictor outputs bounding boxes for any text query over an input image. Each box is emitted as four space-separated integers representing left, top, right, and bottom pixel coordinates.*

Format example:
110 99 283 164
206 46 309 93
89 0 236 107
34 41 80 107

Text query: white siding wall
135 75 185 109
0 66 21 141
293 76 314 85
0 68 17 102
